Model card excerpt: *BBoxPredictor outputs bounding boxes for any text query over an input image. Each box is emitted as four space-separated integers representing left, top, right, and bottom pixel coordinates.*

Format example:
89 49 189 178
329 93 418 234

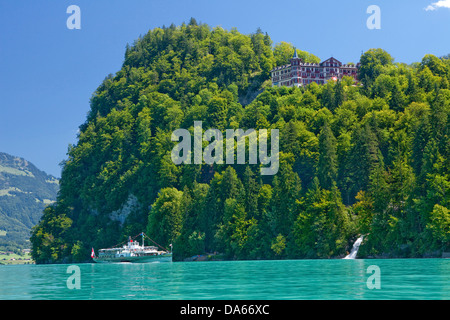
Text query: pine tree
270 157 302 237
333 80 345 111
390 81 406 112
406 72 420 103
317 123 338 189
242 166 260 219
343 123 383 204
203 166 244 252
292 178 350 258
321 83 334 110
411 115 431 185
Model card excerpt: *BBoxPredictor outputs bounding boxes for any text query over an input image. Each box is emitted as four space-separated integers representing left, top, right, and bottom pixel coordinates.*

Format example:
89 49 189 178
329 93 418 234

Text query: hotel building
271 49 359 87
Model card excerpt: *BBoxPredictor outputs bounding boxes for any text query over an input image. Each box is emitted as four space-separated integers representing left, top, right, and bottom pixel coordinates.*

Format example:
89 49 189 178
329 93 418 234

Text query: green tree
242 166 260 219
317 123 338 189
292 178 350 258
215 198 258 259
174 183 209 260
203 166 244 252
271 234 286 256
426 205 450 250
389 80 406 112
30 206 73 264
421 54 449 79
270 155 302 237
333 80 345 111
342 122 383 204
273 42 320 66
147 187 184 247
359 48 394 89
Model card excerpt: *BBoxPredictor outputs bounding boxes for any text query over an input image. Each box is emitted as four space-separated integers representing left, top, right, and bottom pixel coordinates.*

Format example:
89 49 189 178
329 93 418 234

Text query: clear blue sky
1 0 449 177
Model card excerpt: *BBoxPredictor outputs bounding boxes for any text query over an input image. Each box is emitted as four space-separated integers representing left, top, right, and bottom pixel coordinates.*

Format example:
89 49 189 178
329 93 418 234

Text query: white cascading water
343 235 364 259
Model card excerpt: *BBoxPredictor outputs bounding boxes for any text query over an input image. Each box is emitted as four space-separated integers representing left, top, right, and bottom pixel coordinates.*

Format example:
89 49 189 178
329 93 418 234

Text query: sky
0 0 449 178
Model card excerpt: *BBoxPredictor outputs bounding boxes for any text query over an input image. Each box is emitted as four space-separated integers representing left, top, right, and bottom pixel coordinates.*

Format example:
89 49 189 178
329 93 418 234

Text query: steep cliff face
0 152 58 250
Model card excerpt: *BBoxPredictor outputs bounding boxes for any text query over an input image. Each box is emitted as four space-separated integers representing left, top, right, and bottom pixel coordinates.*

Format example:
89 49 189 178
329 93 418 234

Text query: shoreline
2 255 449 266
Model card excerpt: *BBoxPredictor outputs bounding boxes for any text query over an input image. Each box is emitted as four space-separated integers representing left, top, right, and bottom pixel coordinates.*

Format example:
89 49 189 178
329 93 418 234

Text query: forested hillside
31 20 449 263
0 152 58 252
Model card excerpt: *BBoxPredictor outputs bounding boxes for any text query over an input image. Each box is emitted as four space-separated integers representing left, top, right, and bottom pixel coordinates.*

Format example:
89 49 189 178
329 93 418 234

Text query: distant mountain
0 152 59 251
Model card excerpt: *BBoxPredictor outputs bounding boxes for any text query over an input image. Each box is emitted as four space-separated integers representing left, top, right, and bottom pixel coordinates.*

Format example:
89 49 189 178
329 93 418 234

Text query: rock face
0 152 59 250
109 194 140 225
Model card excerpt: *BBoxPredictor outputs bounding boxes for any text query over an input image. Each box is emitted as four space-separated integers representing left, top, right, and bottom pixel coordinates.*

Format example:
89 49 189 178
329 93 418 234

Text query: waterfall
343 235 364 259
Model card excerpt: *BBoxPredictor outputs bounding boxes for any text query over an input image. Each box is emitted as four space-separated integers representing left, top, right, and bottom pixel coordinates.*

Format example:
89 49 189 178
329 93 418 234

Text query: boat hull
93 253 172 263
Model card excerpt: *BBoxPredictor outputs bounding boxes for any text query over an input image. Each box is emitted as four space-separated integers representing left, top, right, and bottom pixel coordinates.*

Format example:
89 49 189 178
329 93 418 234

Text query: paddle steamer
92 233 172 263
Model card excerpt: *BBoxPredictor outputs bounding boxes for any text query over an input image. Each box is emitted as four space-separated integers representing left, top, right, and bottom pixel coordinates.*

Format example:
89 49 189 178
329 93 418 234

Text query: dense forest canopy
31 19 449 263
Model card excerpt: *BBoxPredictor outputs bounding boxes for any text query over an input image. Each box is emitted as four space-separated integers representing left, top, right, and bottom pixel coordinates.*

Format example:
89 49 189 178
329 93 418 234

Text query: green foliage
147 187 184 247
359 48 394 89
292 179 351 258
427 205 450 248
271 234 286 256
30 206 72 263
30 23 450 263
317 123 337 189
273 42 320 66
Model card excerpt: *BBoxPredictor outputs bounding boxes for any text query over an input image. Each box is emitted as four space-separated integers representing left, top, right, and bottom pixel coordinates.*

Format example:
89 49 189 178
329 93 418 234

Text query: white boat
92 233 172 263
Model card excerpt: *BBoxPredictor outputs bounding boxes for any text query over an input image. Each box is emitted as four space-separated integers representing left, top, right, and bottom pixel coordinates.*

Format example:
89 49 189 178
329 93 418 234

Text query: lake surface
0 259 449 300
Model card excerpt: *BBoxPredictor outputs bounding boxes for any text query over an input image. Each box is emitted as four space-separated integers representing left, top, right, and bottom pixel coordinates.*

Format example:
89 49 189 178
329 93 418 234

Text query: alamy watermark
367 5 381 30
171 121 279 176
66 265 81 289
66 5 81 30
366 265 381 289
66 4 380 31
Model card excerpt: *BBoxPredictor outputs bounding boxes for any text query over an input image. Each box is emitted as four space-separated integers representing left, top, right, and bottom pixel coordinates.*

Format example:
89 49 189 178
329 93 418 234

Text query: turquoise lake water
0 259 449 300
